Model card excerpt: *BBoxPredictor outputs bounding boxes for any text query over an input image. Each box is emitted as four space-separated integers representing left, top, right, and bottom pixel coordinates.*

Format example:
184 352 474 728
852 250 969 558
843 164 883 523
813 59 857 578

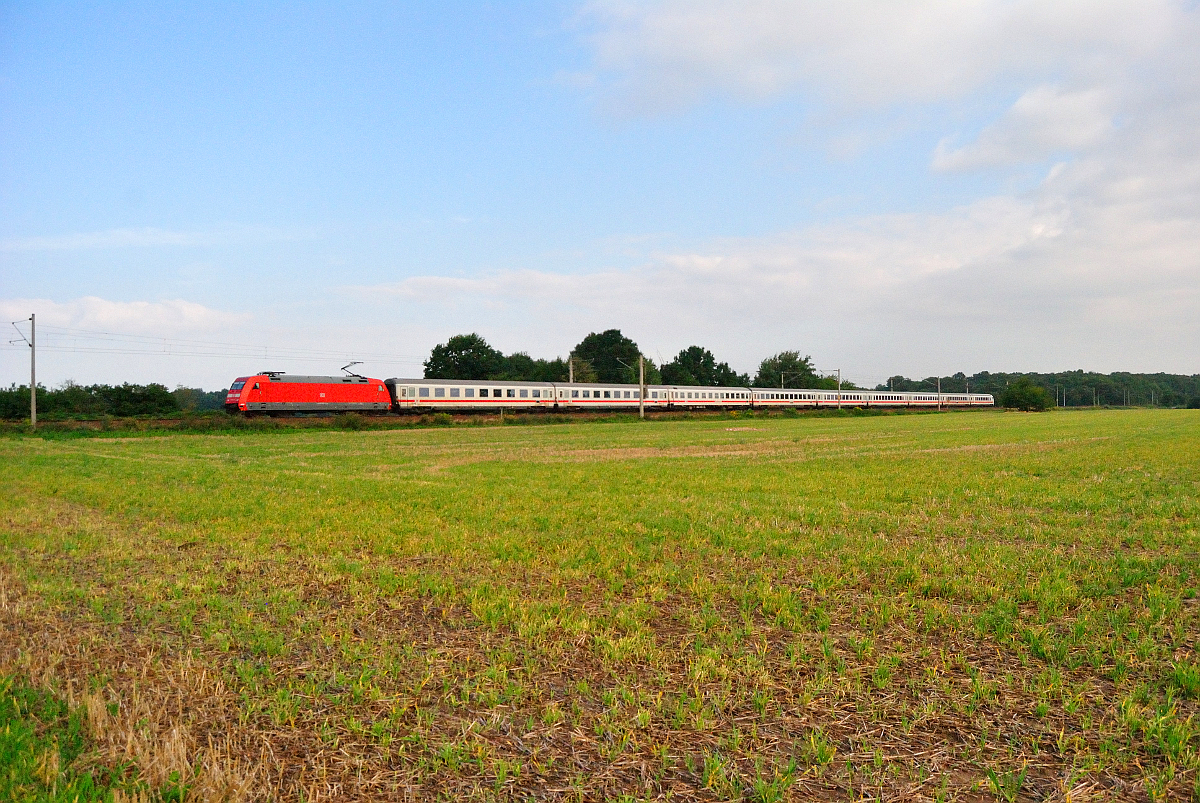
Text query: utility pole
11 314 36 428
569 358 574 385
638 356 645 420
837 368 842 409
937 376 942 411
29 314 36 429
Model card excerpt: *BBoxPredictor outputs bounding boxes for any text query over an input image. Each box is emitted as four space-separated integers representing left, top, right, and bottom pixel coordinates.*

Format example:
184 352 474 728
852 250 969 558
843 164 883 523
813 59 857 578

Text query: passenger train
224 372 994 414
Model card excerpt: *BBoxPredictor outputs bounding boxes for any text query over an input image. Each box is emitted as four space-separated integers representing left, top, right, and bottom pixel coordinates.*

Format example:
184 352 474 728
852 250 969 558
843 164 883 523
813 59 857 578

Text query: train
224 372 994 414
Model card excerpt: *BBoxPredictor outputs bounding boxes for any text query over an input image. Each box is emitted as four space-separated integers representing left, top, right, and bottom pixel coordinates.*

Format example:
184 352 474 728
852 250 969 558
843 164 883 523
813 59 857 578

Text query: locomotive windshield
231 380 246 390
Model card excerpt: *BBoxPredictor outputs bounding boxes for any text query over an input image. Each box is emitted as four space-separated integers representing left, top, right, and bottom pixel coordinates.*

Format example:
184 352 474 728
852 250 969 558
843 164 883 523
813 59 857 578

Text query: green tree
1001 376 1053 411
660 346 749 387
497 353 571 382
424 333 505 380
571 329 654 384
753 351 827 389
172 386 227 411
96 383 178 416
568 357 599 383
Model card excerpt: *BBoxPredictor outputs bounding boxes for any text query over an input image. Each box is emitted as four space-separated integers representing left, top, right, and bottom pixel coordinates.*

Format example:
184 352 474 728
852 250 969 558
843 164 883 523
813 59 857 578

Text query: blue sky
3 1 1198 389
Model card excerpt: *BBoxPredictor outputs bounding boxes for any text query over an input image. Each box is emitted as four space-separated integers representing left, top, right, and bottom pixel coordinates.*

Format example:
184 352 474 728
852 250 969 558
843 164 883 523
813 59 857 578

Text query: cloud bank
348 1 1200 378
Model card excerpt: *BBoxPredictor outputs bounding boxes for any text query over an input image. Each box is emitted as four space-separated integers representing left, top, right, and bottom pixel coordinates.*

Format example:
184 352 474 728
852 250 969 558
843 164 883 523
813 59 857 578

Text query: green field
2 409 1198 801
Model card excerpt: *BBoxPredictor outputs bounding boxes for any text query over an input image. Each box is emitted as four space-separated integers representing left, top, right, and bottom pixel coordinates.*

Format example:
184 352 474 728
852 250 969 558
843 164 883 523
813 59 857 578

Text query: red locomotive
224 372 391 414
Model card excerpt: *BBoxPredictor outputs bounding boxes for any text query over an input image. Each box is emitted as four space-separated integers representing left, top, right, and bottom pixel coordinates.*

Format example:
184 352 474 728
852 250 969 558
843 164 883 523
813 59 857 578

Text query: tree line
0 383 227 420
879 370 1200 408
424 331 1200 407
4 337 1195 421
423 330 847 390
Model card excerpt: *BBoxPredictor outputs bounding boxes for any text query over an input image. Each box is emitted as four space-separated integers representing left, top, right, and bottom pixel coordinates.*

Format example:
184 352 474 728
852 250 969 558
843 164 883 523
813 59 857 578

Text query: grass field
1 409 1197 801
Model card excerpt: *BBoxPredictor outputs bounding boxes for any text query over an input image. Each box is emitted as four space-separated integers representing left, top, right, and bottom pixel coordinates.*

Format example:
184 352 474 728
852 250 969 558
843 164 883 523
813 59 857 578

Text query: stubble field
1 409 1198 801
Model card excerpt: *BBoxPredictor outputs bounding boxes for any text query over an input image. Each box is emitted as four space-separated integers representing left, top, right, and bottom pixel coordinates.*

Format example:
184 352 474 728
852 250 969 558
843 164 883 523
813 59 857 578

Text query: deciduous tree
660 346 748 387
753 352 826 389
571 330 654 384
1000 376 1053 411
424 333 505 380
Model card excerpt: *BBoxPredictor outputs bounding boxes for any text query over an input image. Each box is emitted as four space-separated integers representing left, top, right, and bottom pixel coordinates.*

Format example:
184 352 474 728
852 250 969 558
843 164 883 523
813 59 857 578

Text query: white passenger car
385 378 993 411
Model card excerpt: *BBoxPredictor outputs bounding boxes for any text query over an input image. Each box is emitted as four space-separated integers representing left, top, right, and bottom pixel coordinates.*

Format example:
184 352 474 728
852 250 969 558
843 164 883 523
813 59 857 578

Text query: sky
2 0 1198 390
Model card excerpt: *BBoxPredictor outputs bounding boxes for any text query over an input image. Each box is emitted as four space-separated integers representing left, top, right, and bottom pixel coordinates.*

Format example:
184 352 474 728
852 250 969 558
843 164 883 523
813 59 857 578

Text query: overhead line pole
30 314 36 429
639 356 645 420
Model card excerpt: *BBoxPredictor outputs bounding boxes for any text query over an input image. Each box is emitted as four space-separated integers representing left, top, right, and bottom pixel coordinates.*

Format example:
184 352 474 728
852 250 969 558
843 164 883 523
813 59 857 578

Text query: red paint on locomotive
224 374 390 414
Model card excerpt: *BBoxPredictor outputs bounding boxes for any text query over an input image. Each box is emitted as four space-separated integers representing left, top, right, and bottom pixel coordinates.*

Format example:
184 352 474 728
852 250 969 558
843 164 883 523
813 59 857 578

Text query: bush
335 413 367 430
1001 377 1053 412
1188 396 1200 409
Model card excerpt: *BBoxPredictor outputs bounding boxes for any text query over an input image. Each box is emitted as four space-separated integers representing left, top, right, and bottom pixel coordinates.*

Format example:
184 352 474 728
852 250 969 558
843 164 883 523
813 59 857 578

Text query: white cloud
576 0 1177 114
0 296 244 333
933 85 1115 171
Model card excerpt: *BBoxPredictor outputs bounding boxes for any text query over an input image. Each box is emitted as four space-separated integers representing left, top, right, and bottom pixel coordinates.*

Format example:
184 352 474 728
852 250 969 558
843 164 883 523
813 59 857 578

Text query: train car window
507 388 516 397
419 387 430 397
519 389 528 398
435 387 445 397
634 391 640 398
450 388 460 397
531 389 540 398
253 383 260 389
465 388 474 397
651 391 658 398
572 390 579 398
601 390 608 398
